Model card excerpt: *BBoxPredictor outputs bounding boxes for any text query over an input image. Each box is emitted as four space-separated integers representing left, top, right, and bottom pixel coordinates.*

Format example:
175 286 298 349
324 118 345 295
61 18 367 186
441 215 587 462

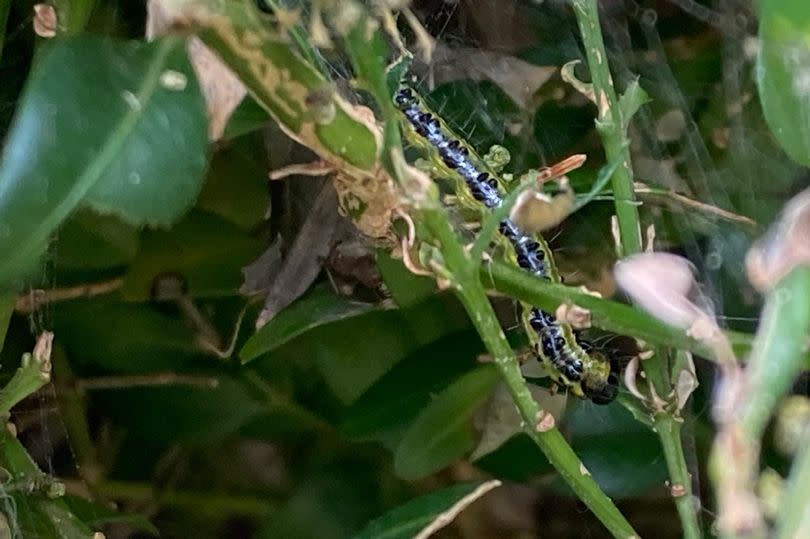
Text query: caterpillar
394 85 620 405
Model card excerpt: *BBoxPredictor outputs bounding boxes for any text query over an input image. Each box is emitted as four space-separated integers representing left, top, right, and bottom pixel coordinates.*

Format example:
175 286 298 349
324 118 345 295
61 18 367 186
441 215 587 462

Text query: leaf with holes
0 36 207 291
240 285 380 363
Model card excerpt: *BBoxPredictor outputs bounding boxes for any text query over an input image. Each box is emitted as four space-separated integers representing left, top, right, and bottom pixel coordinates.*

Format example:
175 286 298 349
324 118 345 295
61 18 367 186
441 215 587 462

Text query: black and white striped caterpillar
395 85 619 405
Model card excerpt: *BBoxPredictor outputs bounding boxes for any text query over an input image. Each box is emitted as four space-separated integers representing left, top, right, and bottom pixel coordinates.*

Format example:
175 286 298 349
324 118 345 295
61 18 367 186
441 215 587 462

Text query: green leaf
0 423 43 476
341 329 484 446
240 286 380 363
556 400 666 498
120 210 263 301
54 208 140 270
353 481 498 539
21 498 99 539
196 135 270 230
617 78 650 129
62 495 159 536
375 250 436 308
0 429 97 538
260 457 385 539
311 294 471 405
52 299 202 373
394 365 499 480
164 0 378 170
474 433 554 481
757 0 810 166
385 54 413 95
0 36 208 291
98 374 264 443
222 97 271 140
246 292 471 406
470 384 566 461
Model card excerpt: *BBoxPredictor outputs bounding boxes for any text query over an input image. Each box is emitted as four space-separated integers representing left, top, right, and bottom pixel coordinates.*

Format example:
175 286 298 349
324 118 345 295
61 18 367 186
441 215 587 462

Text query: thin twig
570 2 701 537
15 278 124 314
571 0 642 256
420 210 637 538
73 373 220 391
633 183 758 228
64 479 276 518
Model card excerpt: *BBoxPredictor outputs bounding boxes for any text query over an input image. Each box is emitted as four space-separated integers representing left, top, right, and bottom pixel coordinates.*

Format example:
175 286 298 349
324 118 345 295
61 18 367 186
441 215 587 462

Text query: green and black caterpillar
394 85 620 404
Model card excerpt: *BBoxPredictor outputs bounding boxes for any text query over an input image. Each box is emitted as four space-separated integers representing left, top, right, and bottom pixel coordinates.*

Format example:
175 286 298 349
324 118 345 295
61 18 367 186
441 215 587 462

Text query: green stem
0 334 52 418
83 480 276 519
481 260 752 359
655 414 702 539
570 2 701 537
422 211 636 538
712 267 810 539
570 0 641 256
775 428 810 539
262 0 330 78
739 267 810 440
51 346 103 486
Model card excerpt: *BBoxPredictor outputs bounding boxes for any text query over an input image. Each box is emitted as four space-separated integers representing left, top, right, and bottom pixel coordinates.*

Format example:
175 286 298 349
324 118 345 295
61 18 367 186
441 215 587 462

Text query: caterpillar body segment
394 85 619 404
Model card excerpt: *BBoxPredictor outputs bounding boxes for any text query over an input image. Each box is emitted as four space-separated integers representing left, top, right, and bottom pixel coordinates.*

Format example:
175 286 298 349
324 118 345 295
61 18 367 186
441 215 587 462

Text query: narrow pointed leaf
394 365 499 480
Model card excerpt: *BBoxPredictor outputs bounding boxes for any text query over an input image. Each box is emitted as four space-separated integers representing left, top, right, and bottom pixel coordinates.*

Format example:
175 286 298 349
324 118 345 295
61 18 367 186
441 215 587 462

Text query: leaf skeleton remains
394 84 620 405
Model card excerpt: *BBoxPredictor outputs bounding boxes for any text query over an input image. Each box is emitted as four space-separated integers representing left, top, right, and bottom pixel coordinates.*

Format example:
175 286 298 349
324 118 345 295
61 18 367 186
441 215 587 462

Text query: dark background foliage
0 0 807 537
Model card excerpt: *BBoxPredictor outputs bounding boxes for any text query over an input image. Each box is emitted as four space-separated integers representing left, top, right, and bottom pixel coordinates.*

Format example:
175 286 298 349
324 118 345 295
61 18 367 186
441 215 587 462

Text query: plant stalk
656 414 702 539
481 260 752 359
421 211 637 538
712 267 810 538
775 427 810 539
75 480 276 518
0 332 53 418
570 0 641 256
570 1 701 536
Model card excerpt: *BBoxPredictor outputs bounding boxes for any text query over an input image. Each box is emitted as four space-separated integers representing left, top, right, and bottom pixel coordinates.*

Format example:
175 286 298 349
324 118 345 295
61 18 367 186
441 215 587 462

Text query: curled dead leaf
554 303 592 329
509 178 574 233
33 4 58 38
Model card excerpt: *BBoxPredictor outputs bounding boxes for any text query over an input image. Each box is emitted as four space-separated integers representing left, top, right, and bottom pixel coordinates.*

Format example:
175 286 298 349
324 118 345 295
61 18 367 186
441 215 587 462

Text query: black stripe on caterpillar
395 86 619 404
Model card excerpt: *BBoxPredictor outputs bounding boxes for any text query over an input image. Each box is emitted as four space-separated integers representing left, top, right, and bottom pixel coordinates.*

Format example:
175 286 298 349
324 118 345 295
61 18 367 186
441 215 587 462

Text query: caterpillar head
394 87 415 108
580 351 620 405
